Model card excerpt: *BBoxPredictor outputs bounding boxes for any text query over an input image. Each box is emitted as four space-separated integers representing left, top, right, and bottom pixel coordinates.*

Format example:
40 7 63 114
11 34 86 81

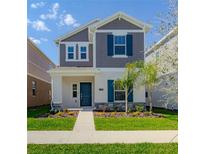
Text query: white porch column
51 75 62 104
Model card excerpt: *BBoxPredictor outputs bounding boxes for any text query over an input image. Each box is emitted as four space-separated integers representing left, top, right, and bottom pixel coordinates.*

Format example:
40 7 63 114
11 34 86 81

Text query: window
114 36 126 55
32 81 36 96
80 46 87 60
67 46 74 60
72 84 77 98
114 81 125 101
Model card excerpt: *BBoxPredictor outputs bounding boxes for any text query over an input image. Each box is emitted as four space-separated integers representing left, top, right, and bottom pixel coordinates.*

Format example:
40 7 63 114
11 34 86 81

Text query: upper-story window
67 46 75 60
114 35 126 56
80 46 87 60
65 43 89 61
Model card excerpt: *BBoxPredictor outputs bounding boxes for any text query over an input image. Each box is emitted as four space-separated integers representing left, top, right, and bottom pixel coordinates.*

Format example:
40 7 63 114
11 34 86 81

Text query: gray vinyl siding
60 44 93 67
96 32 144 68
61 28 89 42
98 18 142 30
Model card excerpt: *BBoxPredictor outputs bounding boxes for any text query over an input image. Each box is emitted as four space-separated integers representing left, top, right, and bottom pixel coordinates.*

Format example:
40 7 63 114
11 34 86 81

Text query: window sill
114 101 125 103
65 59 89 62
112 55 128 58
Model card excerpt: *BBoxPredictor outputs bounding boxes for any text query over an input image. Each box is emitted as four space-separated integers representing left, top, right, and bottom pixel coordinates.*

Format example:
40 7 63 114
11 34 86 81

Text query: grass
27 105 50 118
27 143 178 154
27 117 76 130
27 105 76 130
94 108 178 130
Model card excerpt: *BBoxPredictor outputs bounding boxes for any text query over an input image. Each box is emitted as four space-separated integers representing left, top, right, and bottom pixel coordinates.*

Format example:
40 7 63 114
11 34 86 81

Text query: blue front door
80 82 92 106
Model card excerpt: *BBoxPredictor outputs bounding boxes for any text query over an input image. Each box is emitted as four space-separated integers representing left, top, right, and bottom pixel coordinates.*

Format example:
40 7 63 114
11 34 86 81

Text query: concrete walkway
73 109 95 132
28 109 178 144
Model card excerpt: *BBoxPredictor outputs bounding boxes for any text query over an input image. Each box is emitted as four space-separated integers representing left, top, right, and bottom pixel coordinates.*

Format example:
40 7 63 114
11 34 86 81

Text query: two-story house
28 38 56 107
48 12 151 110
145 27 178 110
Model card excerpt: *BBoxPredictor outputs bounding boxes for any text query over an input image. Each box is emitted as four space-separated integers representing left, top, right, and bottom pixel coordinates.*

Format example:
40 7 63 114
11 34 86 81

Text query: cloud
29 37 48 45
40 3 59 20
28 19 50 32
73 23 80 28
31 2 46 9
29 37 41 44
63 14 76 25
59 13 80 27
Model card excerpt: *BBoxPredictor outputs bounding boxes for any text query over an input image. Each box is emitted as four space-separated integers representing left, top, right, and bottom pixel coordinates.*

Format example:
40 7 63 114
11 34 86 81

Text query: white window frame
112 34 128 58
78 43 89 61
72 83 78 98
65 43 76 61
114 80 126 102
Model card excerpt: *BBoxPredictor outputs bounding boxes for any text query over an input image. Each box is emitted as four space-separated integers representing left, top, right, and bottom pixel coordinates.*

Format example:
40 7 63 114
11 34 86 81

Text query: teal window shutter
108 80 114 102
107 35 114 56
126 34 133 56
128 85 133 102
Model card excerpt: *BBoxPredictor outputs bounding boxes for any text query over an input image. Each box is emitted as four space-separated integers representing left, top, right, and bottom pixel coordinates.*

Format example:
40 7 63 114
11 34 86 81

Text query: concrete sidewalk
27 130 178 144
27 110 178 144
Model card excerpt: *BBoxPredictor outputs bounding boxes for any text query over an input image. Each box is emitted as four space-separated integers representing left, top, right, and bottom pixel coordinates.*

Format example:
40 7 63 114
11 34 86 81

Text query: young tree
137 62 159 113
116 63 139 113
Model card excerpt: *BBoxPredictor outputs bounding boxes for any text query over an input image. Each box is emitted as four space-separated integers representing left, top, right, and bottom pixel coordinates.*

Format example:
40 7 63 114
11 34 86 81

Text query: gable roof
55 19 100 44
90 12 152 32
28 38 56 66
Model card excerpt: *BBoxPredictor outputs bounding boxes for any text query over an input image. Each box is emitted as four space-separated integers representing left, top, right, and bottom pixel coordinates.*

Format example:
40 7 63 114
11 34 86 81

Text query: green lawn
27 143 178 154
27 105 50 118
94 108 178 130
28 117 76 130
27 105 76 130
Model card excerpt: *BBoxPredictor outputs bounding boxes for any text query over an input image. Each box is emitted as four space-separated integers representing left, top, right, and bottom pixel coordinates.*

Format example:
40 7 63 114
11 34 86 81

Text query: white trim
55 19 100 43
72 82 78 98
28 73 51 84
93 31 96 68
48 67 130 75
58 41 60 65
112 55 128 58
96 29 144 33
65 43 76 61
90 12 152 33
60 41 92 44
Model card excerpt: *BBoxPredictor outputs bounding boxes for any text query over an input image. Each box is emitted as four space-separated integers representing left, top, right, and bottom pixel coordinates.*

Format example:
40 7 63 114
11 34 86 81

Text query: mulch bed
37 110 79 118
94 112 164 118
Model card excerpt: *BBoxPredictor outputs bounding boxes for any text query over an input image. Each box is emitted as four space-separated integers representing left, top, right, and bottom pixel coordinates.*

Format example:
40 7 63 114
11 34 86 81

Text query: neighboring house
145 27 178 110
48 12 151 110
27 38 56 107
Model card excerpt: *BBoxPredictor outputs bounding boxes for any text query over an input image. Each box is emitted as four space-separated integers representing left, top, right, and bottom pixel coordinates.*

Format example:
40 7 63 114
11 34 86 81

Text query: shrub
67 112 74 116
143 112 151 116
135 104 144 112
131 112 141 117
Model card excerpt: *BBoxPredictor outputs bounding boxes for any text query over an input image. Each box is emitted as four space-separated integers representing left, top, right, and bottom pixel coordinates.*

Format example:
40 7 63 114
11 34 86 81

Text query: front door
80 82 92 106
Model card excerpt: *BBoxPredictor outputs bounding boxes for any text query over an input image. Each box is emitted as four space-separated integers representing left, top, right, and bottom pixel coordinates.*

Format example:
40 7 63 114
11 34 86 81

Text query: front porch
52 75 95 109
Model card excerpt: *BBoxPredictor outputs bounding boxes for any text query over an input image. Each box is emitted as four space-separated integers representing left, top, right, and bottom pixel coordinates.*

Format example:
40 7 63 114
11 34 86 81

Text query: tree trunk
125 86 128 113
149 89 152 113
